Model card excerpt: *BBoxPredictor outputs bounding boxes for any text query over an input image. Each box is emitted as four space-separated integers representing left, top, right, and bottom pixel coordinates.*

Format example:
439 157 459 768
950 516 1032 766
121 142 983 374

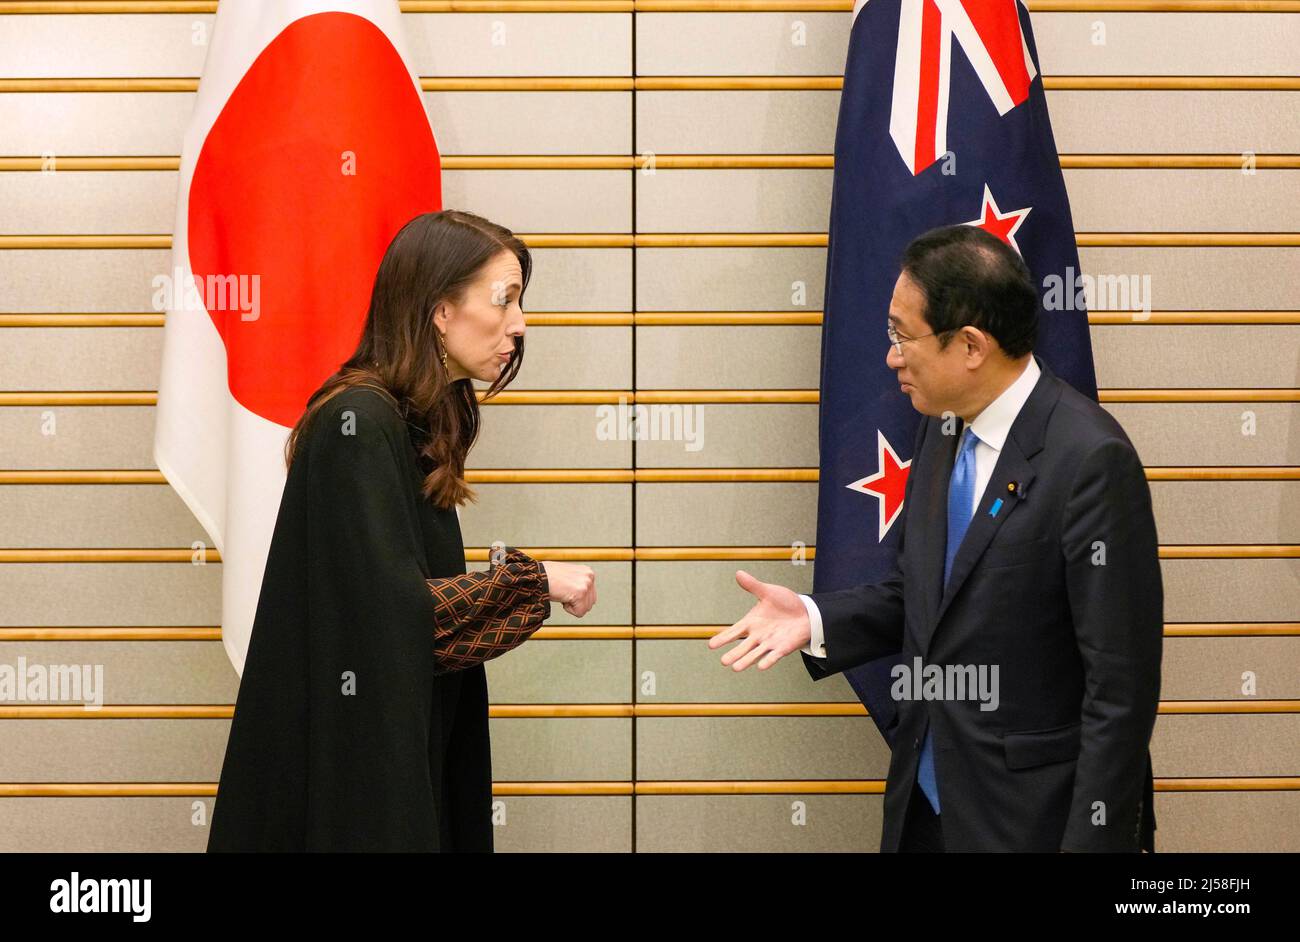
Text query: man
709 225 1162 852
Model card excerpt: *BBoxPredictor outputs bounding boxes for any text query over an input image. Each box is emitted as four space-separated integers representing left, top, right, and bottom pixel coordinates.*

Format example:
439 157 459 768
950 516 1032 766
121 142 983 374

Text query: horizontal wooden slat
0 701 1293 719
0 545 1295 563
3 233 1297 250
3 76 1297 94
1 1 1297 13
2 468 1298 485
4 154 1298 171
3 777 1296 799
0 623 1293 640
1 389 1296 406
2 311 1299 327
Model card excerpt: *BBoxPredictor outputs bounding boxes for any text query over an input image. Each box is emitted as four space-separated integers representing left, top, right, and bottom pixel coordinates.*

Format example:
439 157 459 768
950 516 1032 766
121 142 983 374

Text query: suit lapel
923 355 1064 653
918 418 959 631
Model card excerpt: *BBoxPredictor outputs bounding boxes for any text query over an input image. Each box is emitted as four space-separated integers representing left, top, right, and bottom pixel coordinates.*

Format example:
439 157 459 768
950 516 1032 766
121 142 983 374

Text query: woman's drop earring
438 332 449 370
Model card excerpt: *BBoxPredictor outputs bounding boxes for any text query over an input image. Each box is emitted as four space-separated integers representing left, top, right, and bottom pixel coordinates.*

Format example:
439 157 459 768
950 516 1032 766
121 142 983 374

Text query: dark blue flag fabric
814 0 1099 747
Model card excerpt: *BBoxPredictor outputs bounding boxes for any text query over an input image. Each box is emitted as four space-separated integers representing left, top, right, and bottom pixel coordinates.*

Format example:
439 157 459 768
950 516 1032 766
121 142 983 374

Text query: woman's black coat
207 385 493 851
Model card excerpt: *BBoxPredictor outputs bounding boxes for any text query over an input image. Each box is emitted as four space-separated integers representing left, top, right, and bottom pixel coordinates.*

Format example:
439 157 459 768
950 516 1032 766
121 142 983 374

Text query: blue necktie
916 424 980 814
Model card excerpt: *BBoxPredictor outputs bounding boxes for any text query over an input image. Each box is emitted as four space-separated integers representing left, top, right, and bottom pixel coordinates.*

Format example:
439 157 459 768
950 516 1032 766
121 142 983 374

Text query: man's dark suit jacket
802 354 1162 852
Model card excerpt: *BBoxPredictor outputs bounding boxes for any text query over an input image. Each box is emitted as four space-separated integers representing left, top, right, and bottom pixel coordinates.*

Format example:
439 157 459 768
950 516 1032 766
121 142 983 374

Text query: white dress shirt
801 355 1041 658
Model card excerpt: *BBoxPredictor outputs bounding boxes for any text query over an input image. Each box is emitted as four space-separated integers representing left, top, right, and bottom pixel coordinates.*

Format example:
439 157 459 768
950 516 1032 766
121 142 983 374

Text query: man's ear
960 325 991 367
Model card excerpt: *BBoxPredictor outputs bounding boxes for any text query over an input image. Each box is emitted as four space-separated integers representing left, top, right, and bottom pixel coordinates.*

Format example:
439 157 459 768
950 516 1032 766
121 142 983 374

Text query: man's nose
886 343 905 369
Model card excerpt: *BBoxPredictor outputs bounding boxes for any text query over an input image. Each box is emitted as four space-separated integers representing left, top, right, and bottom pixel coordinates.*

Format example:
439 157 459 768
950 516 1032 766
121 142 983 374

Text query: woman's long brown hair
284 209 530 509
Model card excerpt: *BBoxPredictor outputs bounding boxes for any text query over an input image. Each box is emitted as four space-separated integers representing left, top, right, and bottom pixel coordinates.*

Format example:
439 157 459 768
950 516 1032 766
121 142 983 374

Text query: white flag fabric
154 0 441 675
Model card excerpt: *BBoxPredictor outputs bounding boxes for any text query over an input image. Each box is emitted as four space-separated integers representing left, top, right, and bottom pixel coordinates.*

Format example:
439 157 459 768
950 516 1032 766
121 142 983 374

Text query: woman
207 210 596 852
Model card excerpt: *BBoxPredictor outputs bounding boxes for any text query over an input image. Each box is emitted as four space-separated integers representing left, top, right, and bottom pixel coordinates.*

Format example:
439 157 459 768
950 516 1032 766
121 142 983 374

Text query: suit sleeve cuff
798 594 826 658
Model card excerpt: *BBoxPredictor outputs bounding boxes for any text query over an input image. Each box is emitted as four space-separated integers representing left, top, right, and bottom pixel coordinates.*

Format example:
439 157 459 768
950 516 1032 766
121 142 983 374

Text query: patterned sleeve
425 546 551 674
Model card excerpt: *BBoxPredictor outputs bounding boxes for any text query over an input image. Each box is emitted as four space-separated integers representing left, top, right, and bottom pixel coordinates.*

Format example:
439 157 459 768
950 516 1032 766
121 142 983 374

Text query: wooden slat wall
0 0 1296 852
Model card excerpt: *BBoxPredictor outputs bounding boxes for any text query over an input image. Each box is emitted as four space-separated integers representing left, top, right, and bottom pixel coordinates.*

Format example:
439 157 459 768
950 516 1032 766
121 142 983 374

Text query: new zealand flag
814 0 1099 745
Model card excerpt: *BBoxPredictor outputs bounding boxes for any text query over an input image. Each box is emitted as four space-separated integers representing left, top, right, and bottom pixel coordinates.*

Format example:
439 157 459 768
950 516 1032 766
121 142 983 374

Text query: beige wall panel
0 641 235 704
636 90 1300 155
0 170 174 234
1048 91 1300 154
0 797 213 852
1162 638 1300 701
2 324 628 392
636 13 850 76
0 249 172 313
1153 792 1300 852
1091 325 1300 389
425 91 631 155
0 719 227 780
491 796 632 852
0 563 221 626
0 327 163 391
406 13 631 77
468 405 632 468
0 406 156 468
0 247 630 313
1063 169 1300 232
636 482 817 547
1153 714 1299 776
1148 482 1298 545
485 639 630 704
637 325 818 390
443 169 631 233
636 638 855 704
636 794 878 852
0 485 209 548
637 247 825 310
636 404 819 467
488 717 631 780
459 483 631 547
0 93 193 156
636 90 838 155
0 15 211 78
636 559 815 624
1103 403 1297 466
638 168 831 233
637 716 887 779
1031 13 1300 76
1161 560 1299 624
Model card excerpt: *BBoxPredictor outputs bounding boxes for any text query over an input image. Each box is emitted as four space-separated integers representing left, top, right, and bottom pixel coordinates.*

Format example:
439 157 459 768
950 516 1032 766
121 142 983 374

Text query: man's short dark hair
899 224 1038 358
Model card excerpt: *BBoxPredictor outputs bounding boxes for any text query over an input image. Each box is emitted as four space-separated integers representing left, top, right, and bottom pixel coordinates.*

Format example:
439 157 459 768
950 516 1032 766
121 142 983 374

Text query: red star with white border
964 183 1031 255
847 430 912 542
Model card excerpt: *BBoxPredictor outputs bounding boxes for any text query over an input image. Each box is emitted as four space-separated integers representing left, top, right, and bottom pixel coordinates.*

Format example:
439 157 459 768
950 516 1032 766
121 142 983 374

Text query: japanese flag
154 0 441 674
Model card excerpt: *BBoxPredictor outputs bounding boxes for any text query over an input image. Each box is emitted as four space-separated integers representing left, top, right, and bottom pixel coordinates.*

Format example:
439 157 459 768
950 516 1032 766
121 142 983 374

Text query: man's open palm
709 570 812 671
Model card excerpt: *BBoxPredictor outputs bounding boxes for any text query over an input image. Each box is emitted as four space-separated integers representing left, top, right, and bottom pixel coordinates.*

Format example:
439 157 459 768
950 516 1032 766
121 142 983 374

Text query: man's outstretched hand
708 570 813 671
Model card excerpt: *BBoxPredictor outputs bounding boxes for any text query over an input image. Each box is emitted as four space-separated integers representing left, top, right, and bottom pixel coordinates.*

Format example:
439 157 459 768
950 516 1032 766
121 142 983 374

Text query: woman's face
433 248 526 383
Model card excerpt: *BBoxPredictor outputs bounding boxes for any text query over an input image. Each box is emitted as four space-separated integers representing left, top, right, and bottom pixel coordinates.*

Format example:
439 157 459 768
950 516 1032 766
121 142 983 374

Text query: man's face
886 270 969 417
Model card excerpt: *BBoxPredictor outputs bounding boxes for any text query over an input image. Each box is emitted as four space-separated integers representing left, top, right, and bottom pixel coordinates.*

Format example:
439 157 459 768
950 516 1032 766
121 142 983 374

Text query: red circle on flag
188 11 441 427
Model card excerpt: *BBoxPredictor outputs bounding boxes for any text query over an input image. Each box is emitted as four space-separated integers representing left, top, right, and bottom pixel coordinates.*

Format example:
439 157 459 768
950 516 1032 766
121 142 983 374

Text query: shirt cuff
798 594 826 658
